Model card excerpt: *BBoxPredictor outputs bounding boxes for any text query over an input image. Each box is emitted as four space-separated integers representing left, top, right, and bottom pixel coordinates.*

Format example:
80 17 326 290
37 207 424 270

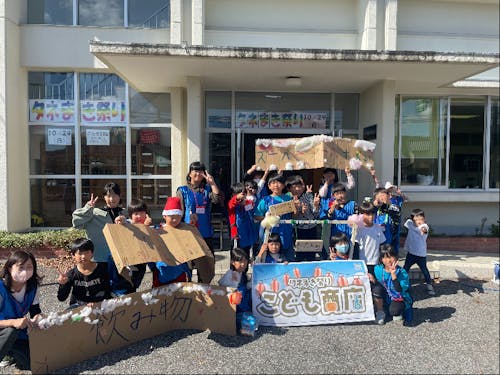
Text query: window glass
130 89 171 123
206 92 231 128
81 127 126 175
399 98 446 186
30 178 75 227
131 179 171 222
131 128 171 175
208 133 232 204
128 0 170 28
28 0 73 25
30 126 75 175
80 73 126 124
490 98 499 188
235 92 331 129
334 93 359 131
449 99 485 189
29 72 74 100
78 0 124 27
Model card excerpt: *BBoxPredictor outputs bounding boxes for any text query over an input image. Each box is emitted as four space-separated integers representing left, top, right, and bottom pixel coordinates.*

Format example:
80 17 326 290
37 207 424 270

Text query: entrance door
240 132 324 189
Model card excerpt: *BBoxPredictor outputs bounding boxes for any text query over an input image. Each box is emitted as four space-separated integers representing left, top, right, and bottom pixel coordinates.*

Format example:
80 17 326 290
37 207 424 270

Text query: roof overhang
90 41 500 93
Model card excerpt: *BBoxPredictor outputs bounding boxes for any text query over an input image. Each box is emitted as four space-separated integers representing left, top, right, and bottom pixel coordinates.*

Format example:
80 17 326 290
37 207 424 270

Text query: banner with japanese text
252 261 374 326
236 111 328 129
29 99 127 124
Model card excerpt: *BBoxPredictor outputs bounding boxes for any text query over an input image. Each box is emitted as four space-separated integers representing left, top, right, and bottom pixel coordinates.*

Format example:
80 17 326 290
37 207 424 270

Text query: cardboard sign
268 200 296 216
255 135 375 171
252 261 374 327
30 283 236 374
103 223 213 282
295 239 324 252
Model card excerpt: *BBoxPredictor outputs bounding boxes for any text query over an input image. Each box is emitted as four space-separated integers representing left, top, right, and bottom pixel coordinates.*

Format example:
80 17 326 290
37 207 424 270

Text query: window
78 0 124 26
28 72 173 227
128 0 170 28
396 96 498 190
28 0 73 25
334 93 359 133
490 98 500 188
206 92 231 128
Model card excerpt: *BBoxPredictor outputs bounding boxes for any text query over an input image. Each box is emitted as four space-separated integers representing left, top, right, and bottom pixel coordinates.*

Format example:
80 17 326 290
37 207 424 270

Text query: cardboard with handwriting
102 222 213 282
255 135 375 171
295 239 324 253
30 283 237 374
268 200 297 216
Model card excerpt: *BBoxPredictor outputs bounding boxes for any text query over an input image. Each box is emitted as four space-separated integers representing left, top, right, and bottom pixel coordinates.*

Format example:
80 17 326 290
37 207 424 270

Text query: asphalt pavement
1 248 499 374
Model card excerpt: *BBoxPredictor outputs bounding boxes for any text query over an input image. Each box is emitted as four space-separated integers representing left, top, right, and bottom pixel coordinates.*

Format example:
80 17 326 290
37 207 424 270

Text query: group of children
0 164 435 369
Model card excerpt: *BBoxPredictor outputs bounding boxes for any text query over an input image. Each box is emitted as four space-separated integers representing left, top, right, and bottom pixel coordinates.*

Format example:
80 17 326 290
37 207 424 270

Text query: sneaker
375 311 386 325
0 356 14 368
392 315 404 325
426 283 436 296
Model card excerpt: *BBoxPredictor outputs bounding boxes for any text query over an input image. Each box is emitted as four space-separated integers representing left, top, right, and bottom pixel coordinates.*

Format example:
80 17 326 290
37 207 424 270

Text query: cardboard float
255 135 375 171
30 223 226 373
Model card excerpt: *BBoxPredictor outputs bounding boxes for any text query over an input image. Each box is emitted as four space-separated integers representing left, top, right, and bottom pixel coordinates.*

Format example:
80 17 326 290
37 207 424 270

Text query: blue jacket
148 262 191 285
374 265 413 312
321 200 357 237
0 281 38 340
177 185 214 238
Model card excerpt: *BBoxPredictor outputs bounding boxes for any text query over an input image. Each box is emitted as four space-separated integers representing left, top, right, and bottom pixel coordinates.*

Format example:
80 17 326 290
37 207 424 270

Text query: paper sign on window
47 128 72 146
86 129 110 146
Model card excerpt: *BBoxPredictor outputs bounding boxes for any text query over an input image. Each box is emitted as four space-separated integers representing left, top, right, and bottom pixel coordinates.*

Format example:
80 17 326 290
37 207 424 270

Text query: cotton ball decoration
296 161 305 169
269 164 278 171
285 162 293 170
353 140 376 152
261 214 280 229
349 158 363 170
295 137 315 153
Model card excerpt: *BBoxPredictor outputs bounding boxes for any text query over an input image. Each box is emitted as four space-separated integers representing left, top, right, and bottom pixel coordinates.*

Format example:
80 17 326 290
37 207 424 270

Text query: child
57 238 111 309
403 209 435 296
218 248 252 332
227 182 257 258
244 179 261 258
254 233 288 264
322 183 358 243
286 175 321 261
243 164 270 199
148 197 194 287
318 167 355 199
350 201 386 276
373 244 413 326
254 174 295 262
0 250 42 370
328 232 352 260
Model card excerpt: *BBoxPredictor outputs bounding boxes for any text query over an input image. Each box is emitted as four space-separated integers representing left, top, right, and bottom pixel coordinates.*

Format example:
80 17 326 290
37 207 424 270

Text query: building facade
0 0 499 235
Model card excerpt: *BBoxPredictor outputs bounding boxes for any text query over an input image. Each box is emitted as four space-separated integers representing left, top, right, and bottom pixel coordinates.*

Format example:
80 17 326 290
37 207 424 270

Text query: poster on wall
47 128 72 146
29 99 75 124
236 111 328 129
252 261 374 327
86 129 110 146
80 100 127 124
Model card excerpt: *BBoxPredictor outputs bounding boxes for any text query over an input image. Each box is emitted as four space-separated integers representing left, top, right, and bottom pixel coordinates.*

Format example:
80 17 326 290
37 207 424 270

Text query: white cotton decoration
141 292 159 305
295 137 315 153
296 161 305 169
365 162 373 170
256 139 272 148
272 139 294 148
349 158 363 170
83 317 99 325
285 162 293 170
353 140 376 152
79 306 93 317
269 164 278 171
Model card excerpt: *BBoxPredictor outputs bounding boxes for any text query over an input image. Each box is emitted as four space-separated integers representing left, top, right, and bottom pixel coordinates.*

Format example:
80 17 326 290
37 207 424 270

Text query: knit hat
163 197 183 216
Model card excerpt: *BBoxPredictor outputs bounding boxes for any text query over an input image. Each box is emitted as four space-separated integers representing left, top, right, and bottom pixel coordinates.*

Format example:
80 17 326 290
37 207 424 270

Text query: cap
163 197 183 216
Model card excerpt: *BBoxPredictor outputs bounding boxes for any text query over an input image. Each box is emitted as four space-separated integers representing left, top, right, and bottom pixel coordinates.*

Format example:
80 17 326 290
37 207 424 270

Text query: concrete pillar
170 87 187 192
358 80 396 200
186 76 203 165
170 0 183 44
359 0 377 50
191 0 205 46
384 0 397 50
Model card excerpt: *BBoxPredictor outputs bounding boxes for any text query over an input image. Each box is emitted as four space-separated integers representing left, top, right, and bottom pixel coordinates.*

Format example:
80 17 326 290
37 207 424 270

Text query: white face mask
11 269 33 283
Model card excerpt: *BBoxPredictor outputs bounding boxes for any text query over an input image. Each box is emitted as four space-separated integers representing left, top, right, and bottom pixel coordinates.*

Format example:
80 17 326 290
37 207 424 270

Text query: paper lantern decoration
313 267 322 277
293 268 301 278
271 278 280 293
283 273 290 286
353 276 363 286
338 274 348 287
326 272 334 285
229 291 242 305
256 281 266 296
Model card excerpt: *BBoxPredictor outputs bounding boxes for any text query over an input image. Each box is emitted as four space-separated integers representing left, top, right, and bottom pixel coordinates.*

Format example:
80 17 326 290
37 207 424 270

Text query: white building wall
397 0 499 53
205 0 360 49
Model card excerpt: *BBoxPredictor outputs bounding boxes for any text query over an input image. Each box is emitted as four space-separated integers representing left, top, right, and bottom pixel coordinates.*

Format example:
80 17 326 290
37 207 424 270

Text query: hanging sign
47 128 72 146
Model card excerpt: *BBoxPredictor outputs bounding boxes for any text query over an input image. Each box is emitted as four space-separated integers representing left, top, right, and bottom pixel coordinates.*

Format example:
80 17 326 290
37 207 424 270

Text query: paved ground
1 249 499 374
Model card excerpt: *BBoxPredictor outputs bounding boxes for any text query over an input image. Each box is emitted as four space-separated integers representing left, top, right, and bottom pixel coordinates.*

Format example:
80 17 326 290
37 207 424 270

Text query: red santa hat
163 197 183 216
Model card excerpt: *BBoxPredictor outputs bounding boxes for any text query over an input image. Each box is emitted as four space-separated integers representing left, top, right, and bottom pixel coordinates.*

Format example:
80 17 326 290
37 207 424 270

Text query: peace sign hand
306 185 313 193
57 268 70 285
313 193 320 208
203 172 215 186
86 193 99 207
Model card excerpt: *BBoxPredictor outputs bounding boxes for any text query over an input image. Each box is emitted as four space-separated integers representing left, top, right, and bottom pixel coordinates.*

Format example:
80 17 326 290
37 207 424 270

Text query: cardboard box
103 223 213 283
268 200 297 216
30 283 236 374
255 135 375 171
295 239 324 252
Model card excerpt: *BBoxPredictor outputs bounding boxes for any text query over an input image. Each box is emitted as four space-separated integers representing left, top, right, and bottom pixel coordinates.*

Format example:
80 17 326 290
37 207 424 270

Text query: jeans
403 252 432 284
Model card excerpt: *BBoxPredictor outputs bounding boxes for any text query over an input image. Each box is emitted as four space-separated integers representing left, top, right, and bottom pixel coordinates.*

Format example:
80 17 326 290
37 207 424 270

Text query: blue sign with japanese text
252 261 375 326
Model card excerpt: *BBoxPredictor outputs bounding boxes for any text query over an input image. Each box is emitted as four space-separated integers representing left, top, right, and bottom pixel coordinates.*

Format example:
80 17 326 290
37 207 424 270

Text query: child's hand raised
313 193 320 208
114 215 127 224
57 268 70 285
306 184 313 193
86 193 98 207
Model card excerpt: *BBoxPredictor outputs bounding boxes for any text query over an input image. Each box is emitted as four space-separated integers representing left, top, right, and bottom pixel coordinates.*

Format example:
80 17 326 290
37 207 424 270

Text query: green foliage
490 219 500 237
0 229 87 251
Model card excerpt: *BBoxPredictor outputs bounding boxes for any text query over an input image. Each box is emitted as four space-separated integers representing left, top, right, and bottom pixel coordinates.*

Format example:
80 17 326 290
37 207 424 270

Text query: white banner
252 260 374 327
